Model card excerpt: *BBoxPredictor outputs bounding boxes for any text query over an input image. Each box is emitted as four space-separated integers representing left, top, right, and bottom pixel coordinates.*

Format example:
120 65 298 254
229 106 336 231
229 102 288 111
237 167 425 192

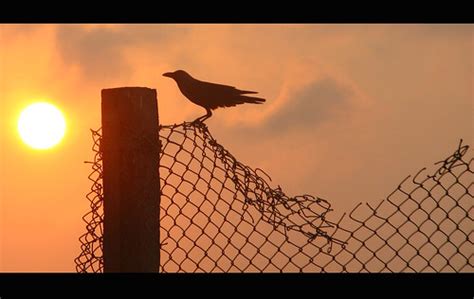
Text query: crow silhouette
163 70 266 122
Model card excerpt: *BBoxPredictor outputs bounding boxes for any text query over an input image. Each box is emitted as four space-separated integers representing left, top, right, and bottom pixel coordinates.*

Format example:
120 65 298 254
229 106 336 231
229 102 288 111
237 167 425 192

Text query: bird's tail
240 95 266 104
239 90 259 95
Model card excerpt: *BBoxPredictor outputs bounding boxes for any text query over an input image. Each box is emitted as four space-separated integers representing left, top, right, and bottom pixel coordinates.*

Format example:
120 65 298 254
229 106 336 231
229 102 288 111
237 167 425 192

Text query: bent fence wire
75 121 473 273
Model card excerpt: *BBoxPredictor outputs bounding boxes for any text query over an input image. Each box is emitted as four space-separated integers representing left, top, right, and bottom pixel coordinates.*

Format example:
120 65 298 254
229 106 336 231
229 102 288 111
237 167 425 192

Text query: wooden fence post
101 87 160 272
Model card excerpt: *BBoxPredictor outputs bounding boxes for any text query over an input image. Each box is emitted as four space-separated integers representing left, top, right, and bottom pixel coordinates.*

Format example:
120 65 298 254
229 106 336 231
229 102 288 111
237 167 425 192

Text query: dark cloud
55 25 189 82
261 77 354 135
213 75 357 148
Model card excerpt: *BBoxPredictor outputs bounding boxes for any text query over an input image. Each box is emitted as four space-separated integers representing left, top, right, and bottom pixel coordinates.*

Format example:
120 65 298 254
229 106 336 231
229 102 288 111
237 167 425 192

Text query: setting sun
17 102 66 150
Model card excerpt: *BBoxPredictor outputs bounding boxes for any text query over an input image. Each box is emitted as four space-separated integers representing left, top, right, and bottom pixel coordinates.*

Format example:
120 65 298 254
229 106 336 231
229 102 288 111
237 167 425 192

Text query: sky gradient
0 24 472 271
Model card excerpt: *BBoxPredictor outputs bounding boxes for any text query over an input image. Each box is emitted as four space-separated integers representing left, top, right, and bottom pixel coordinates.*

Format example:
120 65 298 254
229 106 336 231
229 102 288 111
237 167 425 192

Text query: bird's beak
163 72 173 78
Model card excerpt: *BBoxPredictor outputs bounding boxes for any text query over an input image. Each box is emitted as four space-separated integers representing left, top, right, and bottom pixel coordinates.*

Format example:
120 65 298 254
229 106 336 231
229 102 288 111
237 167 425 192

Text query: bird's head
162 70 192 81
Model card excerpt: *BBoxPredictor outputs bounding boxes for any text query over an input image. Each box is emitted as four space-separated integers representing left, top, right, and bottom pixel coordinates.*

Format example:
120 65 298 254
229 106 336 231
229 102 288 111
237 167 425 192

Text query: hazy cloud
262 77 354 135
55 25 189 82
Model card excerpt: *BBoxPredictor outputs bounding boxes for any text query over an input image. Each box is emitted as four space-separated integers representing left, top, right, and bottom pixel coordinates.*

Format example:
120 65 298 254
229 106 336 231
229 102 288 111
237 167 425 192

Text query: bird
163 70 266 122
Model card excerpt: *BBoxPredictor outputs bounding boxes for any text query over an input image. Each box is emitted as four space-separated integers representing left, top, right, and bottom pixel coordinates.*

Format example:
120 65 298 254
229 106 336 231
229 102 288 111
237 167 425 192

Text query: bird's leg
202 108 212 121
193 108 213 123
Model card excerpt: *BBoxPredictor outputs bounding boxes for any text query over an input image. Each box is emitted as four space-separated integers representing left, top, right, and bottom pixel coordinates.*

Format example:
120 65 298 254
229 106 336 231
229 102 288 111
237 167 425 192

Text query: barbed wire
75 122 473 273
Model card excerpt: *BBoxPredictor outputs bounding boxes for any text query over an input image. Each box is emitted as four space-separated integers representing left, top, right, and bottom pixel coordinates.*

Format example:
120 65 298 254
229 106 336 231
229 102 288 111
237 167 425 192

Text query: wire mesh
76 129 103 273
75 122 473 273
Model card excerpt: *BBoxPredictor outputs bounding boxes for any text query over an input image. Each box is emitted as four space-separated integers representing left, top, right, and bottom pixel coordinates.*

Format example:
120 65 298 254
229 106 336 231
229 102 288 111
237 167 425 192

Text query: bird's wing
196 80 258 95
192 80 264 109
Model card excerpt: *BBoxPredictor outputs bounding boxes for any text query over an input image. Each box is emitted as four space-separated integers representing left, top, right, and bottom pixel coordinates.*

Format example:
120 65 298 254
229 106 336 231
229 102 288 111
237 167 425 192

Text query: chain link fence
75 122 473 273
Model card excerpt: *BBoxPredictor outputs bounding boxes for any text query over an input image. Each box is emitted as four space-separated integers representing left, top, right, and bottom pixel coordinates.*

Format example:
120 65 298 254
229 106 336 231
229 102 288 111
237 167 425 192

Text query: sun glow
17 102 66 150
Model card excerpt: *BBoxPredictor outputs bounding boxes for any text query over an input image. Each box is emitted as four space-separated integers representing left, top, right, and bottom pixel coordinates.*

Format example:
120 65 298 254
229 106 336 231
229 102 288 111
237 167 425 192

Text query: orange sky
0 24 472 271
